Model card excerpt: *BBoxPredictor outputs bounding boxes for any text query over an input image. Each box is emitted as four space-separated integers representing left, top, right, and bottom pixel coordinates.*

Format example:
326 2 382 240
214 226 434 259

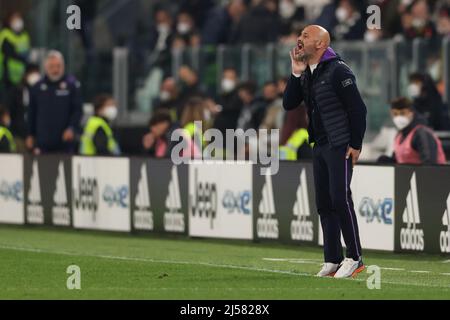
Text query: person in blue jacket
283 25 367 279
26 51 82 154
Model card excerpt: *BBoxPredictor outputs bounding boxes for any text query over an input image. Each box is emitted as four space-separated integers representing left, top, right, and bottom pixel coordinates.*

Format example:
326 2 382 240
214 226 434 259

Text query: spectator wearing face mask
154 77 181 122
214 68 242 135
332 0 366 40
436 4 450 36
379 97 447 165
0 12 30 102
150 7 174 52
400 0 437 39
0 105 15 153
80 94 120 156
175 11 197 42
408 72 450 130
146 7 174 75
314 0 365 40
27 51 82 154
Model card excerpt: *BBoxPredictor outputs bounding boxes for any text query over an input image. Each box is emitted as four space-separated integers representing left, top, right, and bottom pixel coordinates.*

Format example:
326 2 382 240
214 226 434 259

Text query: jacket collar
306 47 339 77
320 47 338 63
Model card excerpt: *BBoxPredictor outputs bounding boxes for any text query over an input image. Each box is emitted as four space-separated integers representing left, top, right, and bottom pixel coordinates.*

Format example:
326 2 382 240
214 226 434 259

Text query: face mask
279 0 295 19
177 22 191 35
11 19 24 33
103 106 118 121
336 7 349 23
412 18 426 29
160 91 171 102
27 73 41 86
221 78 236 93
203 109 212 122
393 115 412 130
408 83 421 98
364 31 378 43
157 24 170 34
429 62 441 81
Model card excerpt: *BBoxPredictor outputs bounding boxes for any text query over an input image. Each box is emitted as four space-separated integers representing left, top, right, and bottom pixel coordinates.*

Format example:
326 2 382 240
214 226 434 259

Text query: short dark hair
223 67 238 74
263 81 277 87
406 0 429 13
25 63 40 74
177 10 193 18
409 72 425 83
5 11 21 28
93 94 113 114
237 81 257 96
149 111 172 127
390 97 413 110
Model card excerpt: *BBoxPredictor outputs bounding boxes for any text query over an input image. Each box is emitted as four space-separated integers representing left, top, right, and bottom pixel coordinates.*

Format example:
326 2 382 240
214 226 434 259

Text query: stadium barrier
0 154 449 255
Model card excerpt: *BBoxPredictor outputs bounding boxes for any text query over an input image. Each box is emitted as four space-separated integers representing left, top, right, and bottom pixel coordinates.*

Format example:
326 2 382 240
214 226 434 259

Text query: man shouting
283 25 367 278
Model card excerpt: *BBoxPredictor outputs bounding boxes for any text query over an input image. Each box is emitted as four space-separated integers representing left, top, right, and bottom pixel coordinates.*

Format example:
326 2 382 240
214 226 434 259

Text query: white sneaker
333 258 365 278
316 262 340 277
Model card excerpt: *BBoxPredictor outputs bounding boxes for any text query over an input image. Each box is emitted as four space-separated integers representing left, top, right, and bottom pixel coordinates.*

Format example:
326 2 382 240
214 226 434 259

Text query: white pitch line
288 261 321 265
263 259 418 273
263 258 322 265
440 273 450 276
0 244 312 277
0 245 448 289
263 258 322 262
410 270 431 274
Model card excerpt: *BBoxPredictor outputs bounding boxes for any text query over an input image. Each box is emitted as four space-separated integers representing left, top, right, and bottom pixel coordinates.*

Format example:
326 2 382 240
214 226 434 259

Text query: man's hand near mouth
290 45 307 76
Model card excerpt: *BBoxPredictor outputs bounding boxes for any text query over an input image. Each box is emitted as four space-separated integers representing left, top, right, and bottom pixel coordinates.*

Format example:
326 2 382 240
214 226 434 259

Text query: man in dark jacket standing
26 51 82 154
283 25 367 278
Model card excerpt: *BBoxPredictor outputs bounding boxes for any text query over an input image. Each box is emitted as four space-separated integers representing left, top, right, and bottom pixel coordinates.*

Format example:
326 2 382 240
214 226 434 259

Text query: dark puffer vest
302 55 351 147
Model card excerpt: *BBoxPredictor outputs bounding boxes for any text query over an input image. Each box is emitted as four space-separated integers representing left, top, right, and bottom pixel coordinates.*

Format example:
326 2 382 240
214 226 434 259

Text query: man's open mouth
297 42 304 51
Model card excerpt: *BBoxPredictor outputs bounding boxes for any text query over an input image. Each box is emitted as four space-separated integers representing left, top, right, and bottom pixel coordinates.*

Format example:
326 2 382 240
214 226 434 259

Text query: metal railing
106 39 424 131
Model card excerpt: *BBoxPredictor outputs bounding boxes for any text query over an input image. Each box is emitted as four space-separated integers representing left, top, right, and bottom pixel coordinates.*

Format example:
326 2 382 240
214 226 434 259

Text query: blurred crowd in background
0 0 450 164
70 0 450 52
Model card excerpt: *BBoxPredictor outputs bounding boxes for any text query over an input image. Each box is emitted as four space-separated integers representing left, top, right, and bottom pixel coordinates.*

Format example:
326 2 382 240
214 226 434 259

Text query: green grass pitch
0 225 449 299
